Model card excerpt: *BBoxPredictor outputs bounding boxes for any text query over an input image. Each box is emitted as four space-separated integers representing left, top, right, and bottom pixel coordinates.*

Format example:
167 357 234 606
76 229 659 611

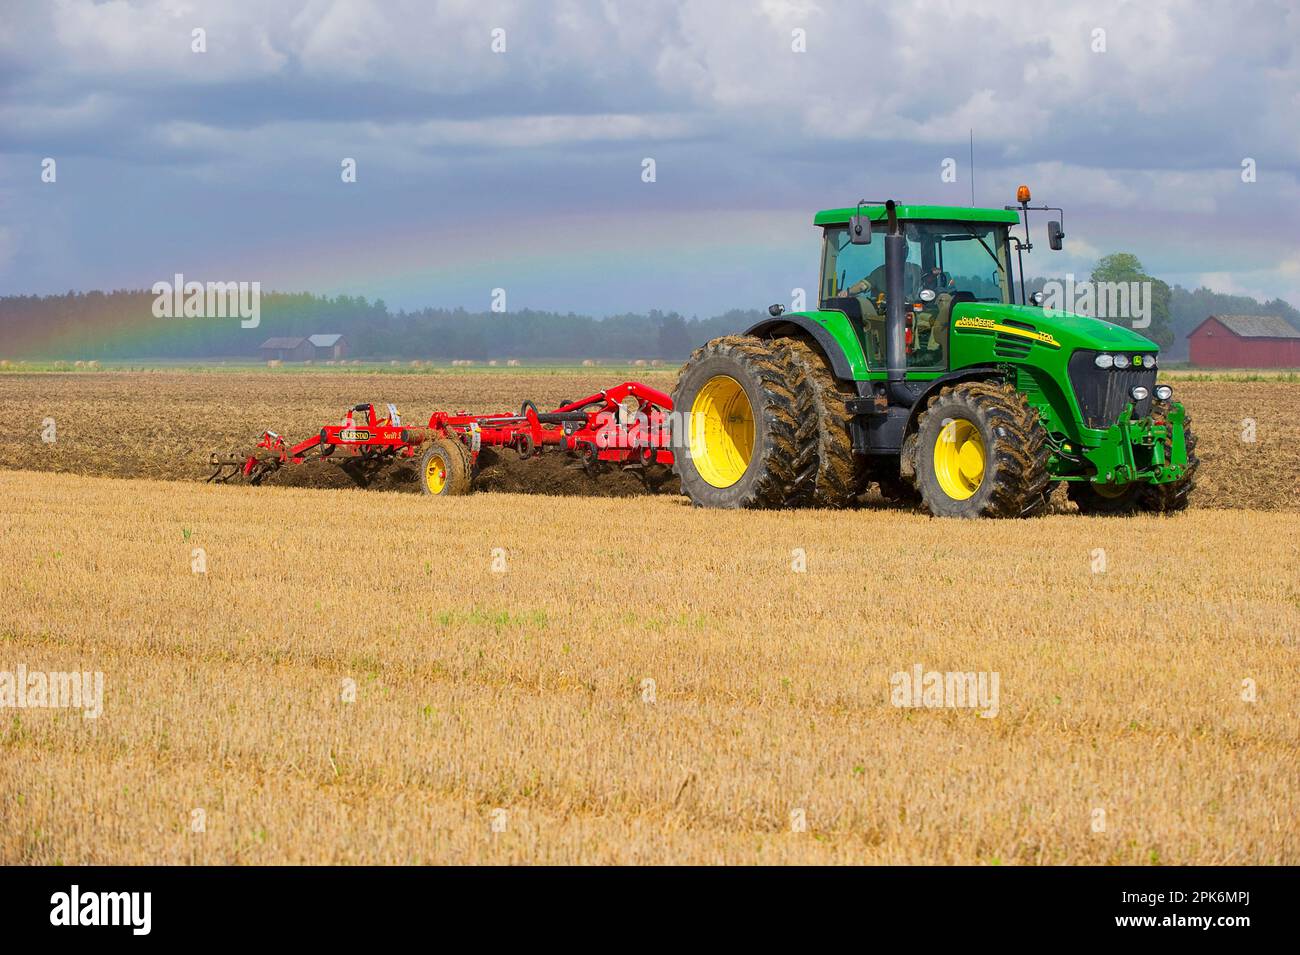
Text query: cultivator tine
206 451 280 485
207 452 244 484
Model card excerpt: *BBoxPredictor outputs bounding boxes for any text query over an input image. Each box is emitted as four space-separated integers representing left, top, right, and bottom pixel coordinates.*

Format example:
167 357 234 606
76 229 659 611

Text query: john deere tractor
671 189 1198 517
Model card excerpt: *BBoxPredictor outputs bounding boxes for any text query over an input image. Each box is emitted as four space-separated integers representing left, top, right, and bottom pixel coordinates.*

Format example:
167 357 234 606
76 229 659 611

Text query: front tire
671 336 812 508
914 381 1049 518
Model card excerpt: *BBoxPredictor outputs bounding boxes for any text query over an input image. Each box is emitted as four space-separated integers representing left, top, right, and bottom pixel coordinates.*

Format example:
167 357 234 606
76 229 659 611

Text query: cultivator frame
207 381 676 493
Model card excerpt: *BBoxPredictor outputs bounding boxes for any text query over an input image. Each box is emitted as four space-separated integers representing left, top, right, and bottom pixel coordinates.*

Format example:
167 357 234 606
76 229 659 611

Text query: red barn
1187 314 1300 368
258 337 314 362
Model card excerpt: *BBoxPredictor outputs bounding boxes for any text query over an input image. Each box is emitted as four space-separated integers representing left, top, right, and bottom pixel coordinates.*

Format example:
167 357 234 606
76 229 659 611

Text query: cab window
820 221 1010 372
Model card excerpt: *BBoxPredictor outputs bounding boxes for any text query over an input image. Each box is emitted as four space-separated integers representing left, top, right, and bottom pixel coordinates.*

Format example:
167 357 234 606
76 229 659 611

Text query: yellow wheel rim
933 418 985 500
689 375 755 488
425 455 447 494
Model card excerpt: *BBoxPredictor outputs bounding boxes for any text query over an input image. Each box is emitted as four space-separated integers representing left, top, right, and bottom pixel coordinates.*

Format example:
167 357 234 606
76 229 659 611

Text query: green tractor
671 189 1198 517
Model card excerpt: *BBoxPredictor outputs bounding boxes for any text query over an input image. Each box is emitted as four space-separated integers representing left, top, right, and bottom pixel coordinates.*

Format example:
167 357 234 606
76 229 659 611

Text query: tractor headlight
1141 354 1156 368
1131 386 1150 401
1113 354 1131 369
1154 384 1173 401
1094 353 1114 369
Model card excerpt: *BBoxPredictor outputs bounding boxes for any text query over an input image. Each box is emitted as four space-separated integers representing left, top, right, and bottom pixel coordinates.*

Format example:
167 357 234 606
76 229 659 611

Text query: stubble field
1 369 1297 864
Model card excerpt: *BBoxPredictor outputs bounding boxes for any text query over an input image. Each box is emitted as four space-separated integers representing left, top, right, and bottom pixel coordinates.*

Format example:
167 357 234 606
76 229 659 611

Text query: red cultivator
207 381 676 495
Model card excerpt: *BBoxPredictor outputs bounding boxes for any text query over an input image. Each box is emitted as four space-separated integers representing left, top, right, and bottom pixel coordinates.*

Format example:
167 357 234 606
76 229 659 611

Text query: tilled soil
3 370 1297 509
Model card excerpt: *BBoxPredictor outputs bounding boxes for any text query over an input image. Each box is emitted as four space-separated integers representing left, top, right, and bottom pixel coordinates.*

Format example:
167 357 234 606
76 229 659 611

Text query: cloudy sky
1 0 1297 316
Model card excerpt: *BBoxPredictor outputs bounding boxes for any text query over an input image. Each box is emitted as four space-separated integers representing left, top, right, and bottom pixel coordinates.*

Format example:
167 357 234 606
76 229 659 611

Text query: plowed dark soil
2 370 1296 509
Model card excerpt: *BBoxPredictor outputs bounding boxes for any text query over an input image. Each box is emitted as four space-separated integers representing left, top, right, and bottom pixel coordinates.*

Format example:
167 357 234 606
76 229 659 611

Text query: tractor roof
814 204 1020 226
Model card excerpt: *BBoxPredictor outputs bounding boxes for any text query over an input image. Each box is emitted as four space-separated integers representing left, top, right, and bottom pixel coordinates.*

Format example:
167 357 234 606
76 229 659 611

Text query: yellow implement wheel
425 455 448 494
932 418 985 500
689 375 755 488
419 437 472 496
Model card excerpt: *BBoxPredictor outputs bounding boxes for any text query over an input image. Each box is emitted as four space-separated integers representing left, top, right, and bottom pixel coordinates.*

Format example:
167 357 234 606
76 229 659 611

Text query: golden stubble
1 470 1296 864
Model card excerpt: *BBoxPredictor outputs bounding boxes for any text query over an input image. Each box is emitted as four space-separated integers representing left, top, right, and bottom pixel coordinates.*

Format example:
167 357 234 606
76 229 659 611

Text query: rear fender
745 312 868 381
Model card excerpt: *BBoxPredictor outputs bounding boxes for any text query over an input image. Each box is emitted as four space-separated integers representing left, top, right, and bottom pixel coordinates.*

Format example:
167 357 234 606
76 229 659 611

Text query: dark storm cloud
1 0 1297 309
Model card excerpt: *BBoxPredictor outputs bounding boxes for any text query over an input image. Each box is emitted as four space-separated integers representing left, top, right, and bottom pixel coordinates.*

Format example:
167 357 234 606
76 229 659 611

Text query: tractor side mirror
768 303 786 317
849 214 873 245
1047 220 1064 251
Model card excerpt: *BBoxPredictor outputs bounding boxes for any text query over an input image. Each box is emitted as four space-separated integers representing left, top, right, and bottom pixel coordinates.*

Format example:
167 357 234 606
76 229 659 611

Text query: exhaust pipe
881 200 913 405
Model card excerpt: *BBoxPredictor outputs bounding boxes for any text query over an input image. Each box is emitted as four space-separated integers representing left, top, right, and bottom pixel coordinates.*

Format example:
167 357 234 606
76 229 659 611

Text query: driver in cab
842 243 951 302
840 244 954 366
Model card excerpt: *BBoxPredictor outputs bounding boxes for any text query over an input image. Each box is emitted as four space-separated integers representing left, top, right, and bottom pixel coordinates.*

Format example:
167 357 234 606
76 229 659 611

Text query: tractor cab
816 205 1018 375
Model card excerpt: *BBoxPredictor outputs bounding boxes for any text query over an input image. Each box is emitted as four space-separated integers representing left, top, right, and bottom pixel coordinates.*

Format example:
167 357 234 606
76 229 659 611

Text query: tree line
1 253 1294 361
0 290 762 361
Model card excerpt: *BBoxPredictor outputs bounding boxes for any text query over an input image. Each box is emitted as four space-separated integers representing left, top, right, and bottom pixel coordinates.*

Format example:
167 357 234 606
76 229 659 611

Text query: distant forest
0 290 761 361
1 283 1295 361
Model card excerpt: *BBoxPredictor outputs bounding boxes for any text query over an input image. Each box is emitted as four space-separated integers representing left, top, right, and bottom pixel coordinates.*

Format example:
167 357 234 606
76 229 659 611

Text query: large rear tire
671 336 813 509
778 339 862 508
914 381 1050 518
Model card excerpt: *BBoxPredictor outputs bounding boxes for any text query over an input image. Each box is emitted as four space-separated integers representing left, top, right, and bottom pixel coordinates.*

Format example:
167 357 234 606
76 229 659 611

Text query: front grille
1067 350 1157 429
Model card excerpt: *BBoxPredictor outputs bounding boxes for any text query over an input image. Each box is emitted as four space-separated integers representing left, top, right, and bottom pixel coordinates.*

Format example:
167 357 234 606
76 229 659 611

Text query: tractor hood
953 302 1159 355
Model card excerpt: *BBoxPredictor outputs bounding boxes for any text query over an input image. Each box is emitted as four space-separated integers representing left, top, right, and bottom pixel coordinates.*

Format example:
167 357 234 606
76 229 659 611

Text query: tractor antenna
969 129 975 206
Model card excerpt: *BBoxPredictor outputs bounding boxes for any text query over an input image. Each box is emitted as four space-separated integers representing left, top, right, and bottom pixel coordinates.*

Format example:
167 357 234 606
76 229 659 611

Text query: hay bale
650 359 663 367
488 360 498 367
507 359 521 367
581 359 595 367
634 359 648 367
390 360 399 367
266 359 282 368
87 360 100 369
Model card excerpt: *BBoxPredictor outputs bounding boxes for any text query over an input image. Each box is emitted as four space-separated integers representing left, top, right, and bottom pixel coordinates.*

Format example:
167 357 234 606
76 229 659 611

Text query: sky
1 0 1298 317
